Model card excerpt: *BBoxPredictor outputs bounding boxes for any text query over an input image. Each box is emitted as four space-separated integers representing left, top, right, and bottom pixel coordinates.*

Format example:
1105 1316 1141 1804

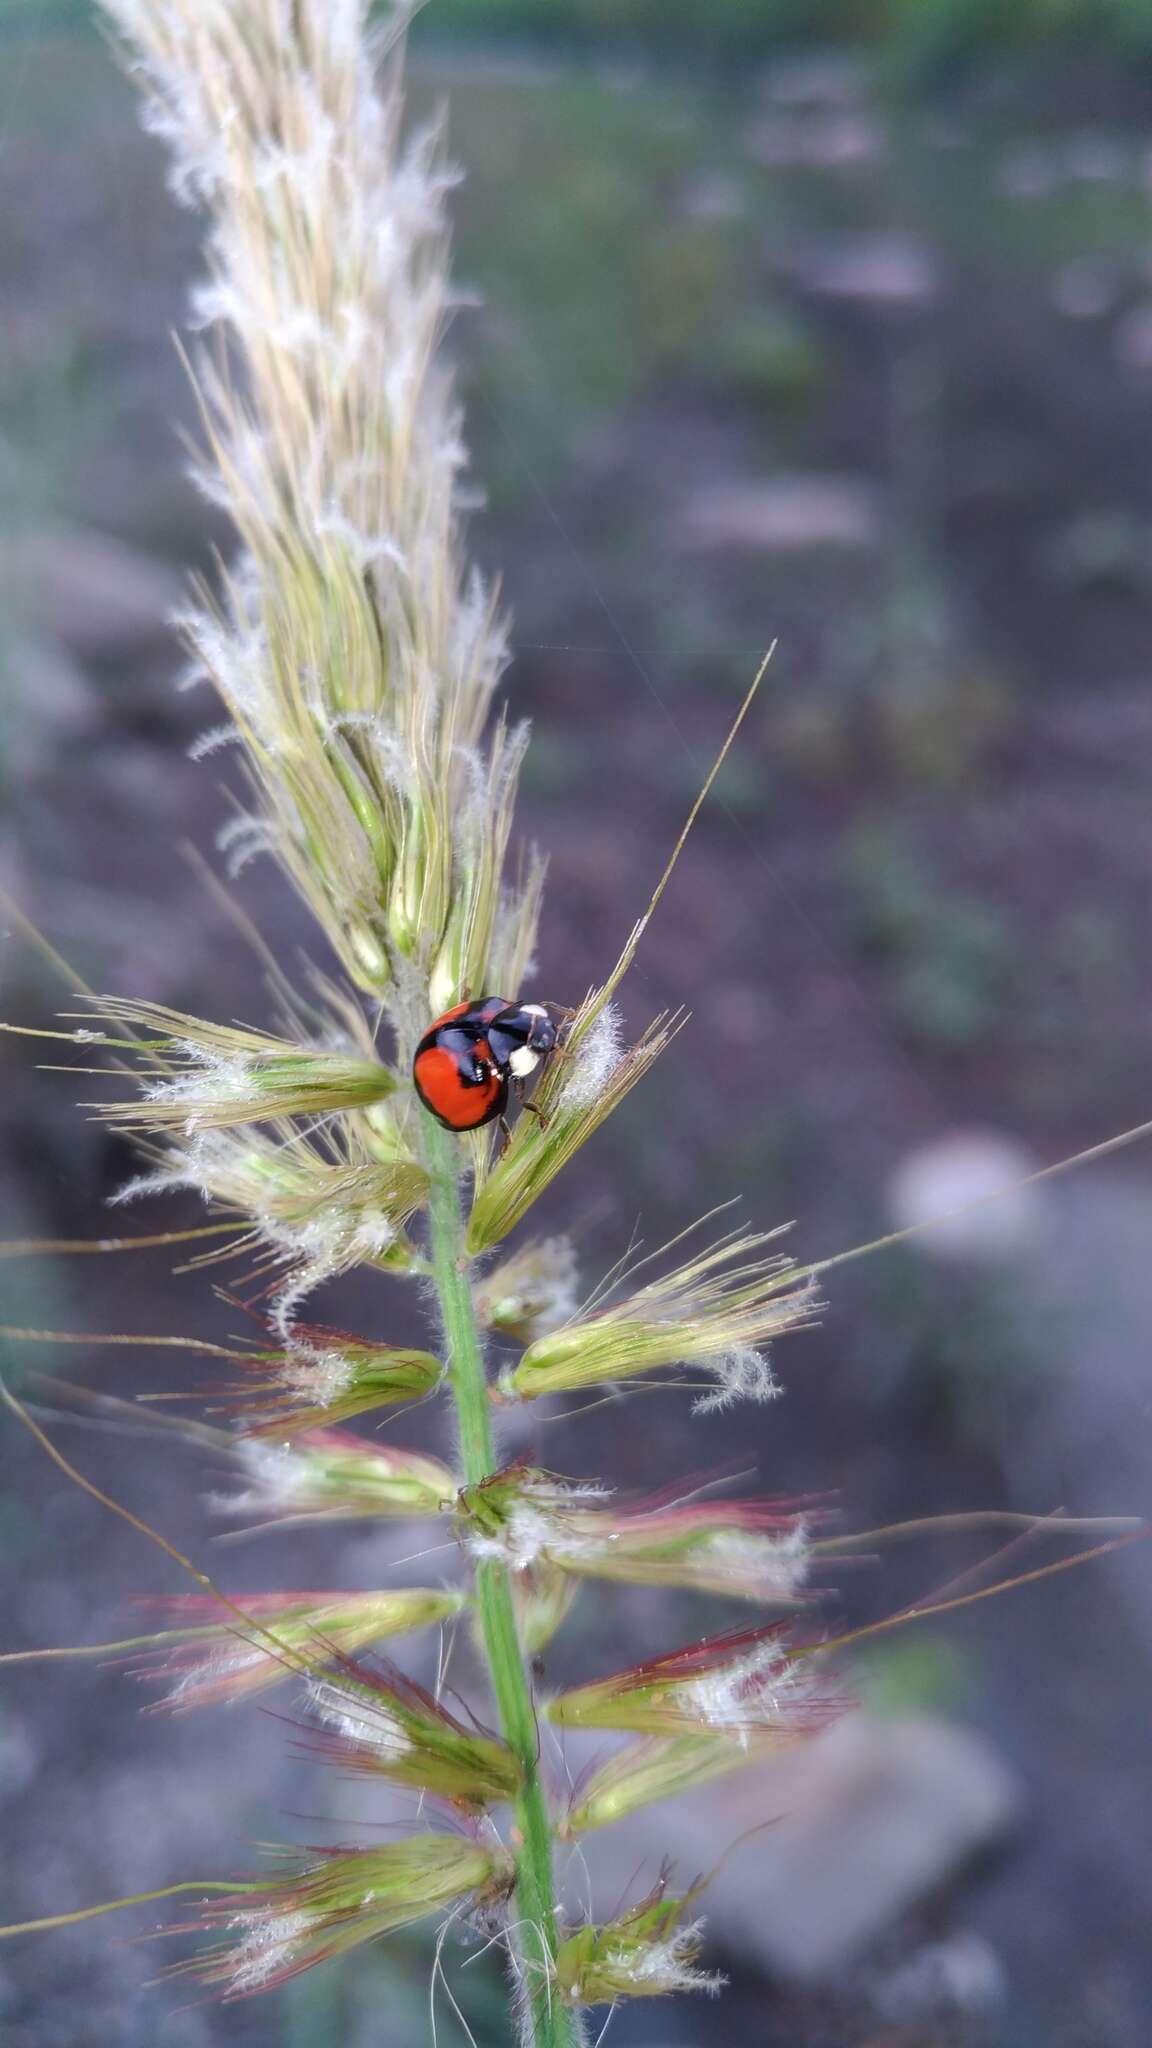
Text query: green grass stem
422 1110 578 2048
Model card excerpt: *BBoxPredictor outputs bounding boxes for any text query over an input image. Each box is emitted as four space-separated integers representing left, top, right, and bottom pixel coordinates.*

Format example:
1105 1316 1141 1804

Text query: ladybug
412 997 559 1133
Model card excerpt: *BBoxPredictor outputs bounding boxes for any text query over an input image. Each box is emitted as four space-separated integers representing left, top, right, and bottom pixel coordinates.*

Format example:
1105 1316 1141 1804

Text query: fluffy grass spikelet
466 1003 679 1253
179 1835 509 1994
77 997 397 1132
564 1730 811 1836
501 1226 814 1407
472 1235 580 1345
554 1878 723 2006
221 1324 442 1434
509 1559 585 1654
215 1431 454 1523
459 1467 811 1603
305 1658 522 1806
116 1121 427 1330
546 1623 831 1742
131 1588 465 1709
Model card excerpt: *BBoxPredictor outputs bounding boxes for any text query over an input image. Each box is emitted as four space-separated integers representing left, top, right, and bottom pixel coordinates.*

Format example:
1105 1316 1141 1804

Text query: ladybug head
487 1002 557 1081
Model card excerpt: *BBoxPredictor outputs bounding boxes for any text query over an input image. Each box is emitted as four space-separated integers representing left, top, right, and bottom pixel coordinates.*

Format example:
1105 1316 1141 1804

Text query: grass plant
0 4 1145 2043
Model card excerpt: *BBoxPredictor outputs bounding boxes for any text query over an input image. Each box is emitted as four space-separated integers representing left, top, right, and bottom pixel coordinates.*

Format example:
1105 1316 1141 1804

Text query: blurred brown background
3 2 1152 2043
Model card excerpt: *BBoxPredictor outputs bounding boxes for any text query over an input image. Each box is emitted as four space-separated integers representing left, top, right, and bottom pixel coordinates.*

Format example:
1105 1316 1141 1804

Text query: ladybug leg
516 1094 550 1133
496 1113 514 1157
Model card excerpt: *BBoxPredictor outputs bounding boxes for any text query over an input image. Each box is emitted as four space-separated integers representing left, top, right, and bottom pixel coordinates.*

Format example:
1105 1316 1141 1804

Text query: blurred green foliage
855 1246 1041 1445
720 306 829 415
0 329 101 530
0 1256 79 1569
6 0 1152 69
3 0 1150 1148
1044 506 1152 594
443 73 745 484
282 1921 509 2047
412 0 1152 70
843 822 1016 1054
854 1632 973 1715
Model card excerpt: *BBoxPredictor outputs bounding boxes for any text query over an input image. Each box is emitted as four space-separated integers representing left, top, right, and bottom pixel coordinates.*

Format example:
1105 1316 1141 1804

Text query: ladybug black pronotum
412 997 559 1133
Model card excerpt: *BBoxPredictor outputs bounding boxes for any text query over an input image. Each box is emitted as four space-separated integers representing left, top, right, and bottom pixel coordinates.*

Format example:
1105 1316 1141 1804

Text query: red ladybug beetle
412 997 559 1133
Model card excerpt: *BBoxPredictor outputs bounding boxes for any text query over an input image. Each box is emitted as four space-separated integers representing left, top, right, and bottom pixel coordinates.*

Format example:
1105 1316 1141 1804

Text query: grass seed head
67 6 838 2037
100 0 537 1010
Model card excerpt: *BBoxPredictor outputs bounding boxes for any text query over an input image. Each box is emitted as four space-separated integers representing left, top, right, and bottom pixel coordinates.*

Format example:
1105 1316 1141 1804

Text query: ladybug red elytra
412 997 560 1133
